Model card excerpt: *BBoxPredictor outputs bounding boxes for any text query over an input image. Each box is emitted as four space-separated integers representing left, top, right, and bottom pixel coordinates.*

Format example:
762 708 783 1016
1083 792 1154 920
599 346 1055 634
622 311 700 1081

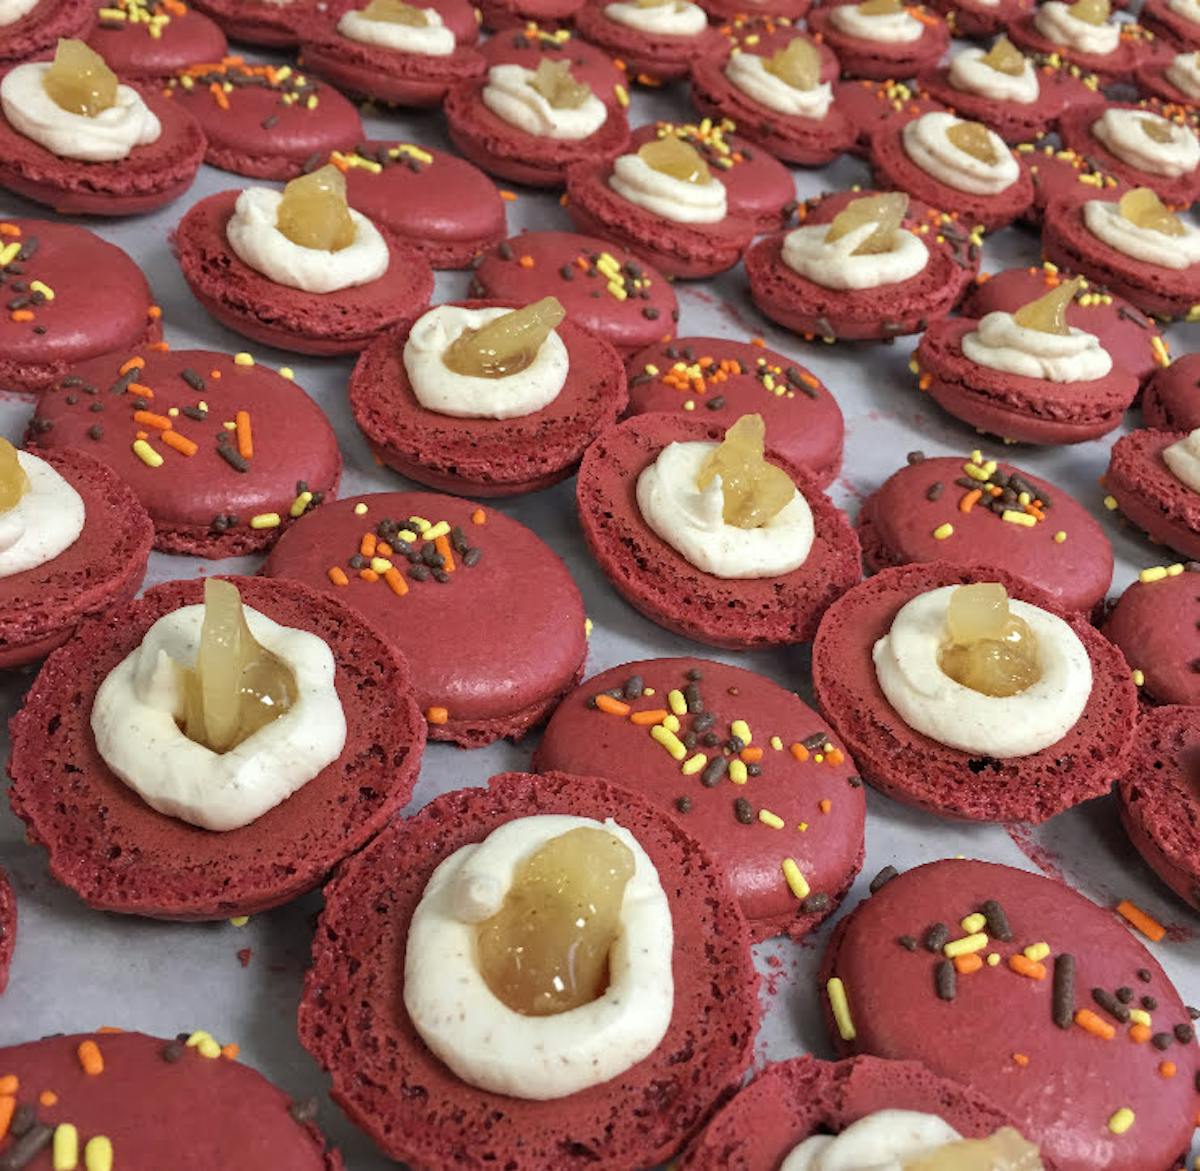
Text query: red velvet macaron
1104 428 1200 561
479 22 626 106
187 0 328 46
1008 8 1158 84
1140 0 1200 48
86 0 228 81
807 0 949 82
0 0 92 66
1143 352 1200 430
476 0 583 31
1136 51 1200 108
922 0 1032 38
1017 140 1127 226
573 0 728 84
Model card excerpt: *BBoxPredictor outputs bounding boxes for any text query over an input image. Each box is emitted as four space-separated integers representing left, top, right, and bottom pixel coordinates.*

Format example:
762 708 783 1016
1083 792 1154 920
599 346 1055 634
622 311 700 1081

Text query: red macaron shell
1118 705 1200 910
0 447 152 671
961 265 1166 388
700 0 810 18
1042 194 1200 320
679 1055 1021 1171
28 347 342 558
298 770 761 1171
1136 55 1200 108
565 159 755 279
166 62 363 180
0 1032 342 1170
187 0 328 47
1105 427 1200 562
812 562 1137 821
1017 142 1128 227
914 316 1139 444
0 86 205 216
1007 13 1152 84
444 76 629 188
0 867 14 995
0 0 92 65
348 300 627 496
6 575 425 920
818 858 1200 1171
576 414 862 648
572 2 728 84
832 78 945 156
175 189 434 357
624 336 844 486
533 657 867 941
321 0 480 42
87 2 228 81
470 232 678 356
263 492 588 746
1141 0 1200 48
857 455 1113 614
0 220 158 396
922 0 1032 38
1143 352 1200 430
477 0 584 30
806 1 950 81
479 25 626 106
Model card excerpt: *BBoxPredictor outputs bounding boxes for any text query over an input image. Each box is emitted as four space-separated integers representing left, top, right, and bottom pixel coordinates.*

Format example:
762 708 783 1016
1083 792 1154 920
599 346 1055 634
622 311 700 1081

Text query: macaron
478 22 626 107
0 1031 340 1169
297 770 761 1171
27 347 342 558
476 0 583 30
912 316 1140 445
832 77 943 156
819 858 1200 1171
0 0 92 65
857 451 1113 614
745 189 981 343
961 263 1167 388
1105 429 1200 560
348 299 627 495
187 0 327 46
1136 51 1200 108
1143 352 1200 429
698 0 810 20
165 59 363 180
623 336 844 486
0 446 153 671
576 414 862 648
533 658 867 941
679 1055 1021 1171
1117 704 1200 910
1139 0 1200 48
175 188 435 356
1016 141 1128 226
0 219 160 396
806 1 950 82
86 0 228 81
811 562 1137 821
1008 8 1156 85
263 492 588 747
7 575 425 920
0 867 14 996
922 0 1032 38
469 232 678 357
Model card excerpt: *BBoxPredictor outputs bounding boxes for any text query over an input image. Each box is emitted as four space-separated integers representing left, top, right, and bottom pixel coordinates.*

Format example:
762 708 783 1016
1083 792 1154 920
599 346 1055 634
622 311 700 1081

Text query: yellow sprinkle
770 735 783 751
230 916 249 927
1140 566 1169 583
606 280 627 302
1132 669 1145 687
1129 1008 1152 1026
249 512 281 530
944 932 988 958
131 438 162 468
197 1036 221 1059
960 912 987 934
289 490 313 518
663 713 681 733
1023 941 1050 962
1108 1107 1135 1135
987 952 1001 967
963 462 992 482
186 1030 214 1048
1168 562 1185 576
650 724 687 761
1054 531 1067 544
667 688 687 716
644 363 659 376
643 686 654 695
52 1123 78 1171
84 1137 114 1171
409 516 431 531
398 529 417 543
1151 336 1170 367
0 242 21 267
280 366 295 380
827 976 856 1040
797 821 808 832
681 753 707 776
1002 510 1037 527
370 556 392 574
614 83 629 107
1103 495 1118 511
683 400 695 411
233 351 254 366
729 759 748 785
584 617 593 638
424 520 450 541
758 809 784 829
781 857 810 899
28 279 54 301
354 502 368 515
731 719 751 744
933 523 954 540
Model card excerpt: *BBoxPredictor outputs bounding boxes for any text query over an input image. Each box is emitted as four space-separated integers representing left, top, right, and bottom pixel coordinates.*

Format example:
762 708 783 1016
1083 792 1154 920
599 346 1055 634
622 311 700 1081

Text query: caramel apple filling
0 438 30 513
275 165 357 252
442 296 566 378
697 413 794 528
938 583 1041 697
44 38 117 117
824 192 909 254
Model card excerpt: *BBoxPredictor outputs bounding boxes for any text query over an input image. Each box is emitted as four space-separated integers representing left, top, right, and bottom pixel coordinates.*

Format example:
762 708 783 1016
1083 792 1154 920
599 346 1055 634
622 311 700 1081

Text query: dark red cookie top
680 1055 1020 1171
7 575 425 920
1140 0 1200 49
263 492 587 728
298 770 761 1171
0 867 13 996
1106 427 1200 559
187 0 328 45
0 1032 341 1170
534 657 865 938
1136 54 1200 109
812 561 1137 822
478 22 625 105
1018 140 1128 223
1144 352 1200 431
807 0 949 67
86 0 228 79
28 347 341 557
832 77 943 149
820 858 1200 1171
0 0 92 63
1008 11 1154 81
624 336 843 486
858 453 1112 614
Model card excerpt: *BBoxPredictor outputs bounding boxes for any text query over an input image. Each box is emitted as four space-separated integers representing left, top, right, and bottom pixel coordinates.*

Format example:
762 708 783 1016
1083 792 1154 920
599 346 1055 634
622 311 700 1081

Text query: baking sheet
0 51 1197 1170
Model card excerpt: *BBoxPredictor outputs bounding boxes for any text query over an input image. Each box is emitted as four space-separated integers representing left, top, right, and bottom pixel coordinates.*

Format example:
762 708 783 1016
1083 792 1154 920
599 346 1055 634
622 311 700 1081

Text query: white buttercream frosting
0 62 161 162
1082 199 1200 269
404 814 674 1100
1167 0 1200 21
873 585 1092 757
781 220 929 289
830 2 924 42
1165 51 1200 98
403 305 569 419
0 450 84 580
226 187 390 294
947 46 1040 103
1034 1 1120 53
962 311 1113 382
723 53 833 118
902 111 1020 194
0 0 38 25
603 0 707 35
636 440 814 578
782 1111 964 1171
1091 108 1200 178
609 153 727 223
91 603 347 832
1163 428 1200 493
337 6 455 54
481 63 607 140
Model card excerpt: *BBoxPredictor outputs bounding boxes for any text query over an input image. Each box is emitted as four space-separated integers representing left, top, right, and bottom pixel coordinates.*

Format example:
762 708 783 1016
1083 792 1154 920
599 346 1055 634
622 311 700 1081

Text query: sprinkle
1116 900 1165 942
789 742 809 762
818 798 832 814
729 759 748 785
954 952 984 975
279 366 294 380
1009 954 1047 980
77 1040 104 1075
1159 1060 1177 1078
1053 954 1076 1029
870 866 899 894
499 190 517 201
131 438 162 468
354 502 368 516
936 960 956 1001
1054 531 1067 544
1132 669 1145 687
960 912 987 934
1002 509 1037 527
426 706 449 725
932 523 954 540
667 688 687 716
233 351 254 366
1012 1052 1030 1067
981 899 1012 941
234 409 253 458
289 490 313 518
731 719 751 744
987 953 1001 967
650 724 687 760
944 932 988 958
471 508 486 525
1139 566 1169 584
161 431 197 457
681 753 707 776
383 567 408 596
781 858 810 900
249 513 280 530
663 714 680 733
1103 495 1119 511
52 1123 77 1171
595 694 631 716
1107 1108 1134 1135
826 976 855 1039
770 735 783 751
1129 1008 1152 1027
1075 1008 1116 1040
758 809 784 829
1024 941 1050 963
629 708 668 726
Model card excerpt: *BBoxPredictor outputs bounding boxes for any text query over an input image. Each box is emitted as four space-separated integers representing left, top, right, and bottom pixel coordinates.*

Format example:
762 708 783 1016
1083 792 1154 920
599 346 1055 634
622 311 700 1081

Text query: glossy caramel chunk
903 1128 1044 1170
362 0 430 21
43 38 117 117
1067 0 1109 23
858 0 903 11
0 438 30 513
275 165 357 253
638 136 712 185
1013 275 1084 334
1118 187 1186 236
697 413 794 529
946 120 998 164
477 827 635 1016
939 583 1041 698
180 578 298 754
1140 117 1175 145
763 36 822 91
980 35 1027 76
442 296 566 378
825 192 909 255
528 58 591 109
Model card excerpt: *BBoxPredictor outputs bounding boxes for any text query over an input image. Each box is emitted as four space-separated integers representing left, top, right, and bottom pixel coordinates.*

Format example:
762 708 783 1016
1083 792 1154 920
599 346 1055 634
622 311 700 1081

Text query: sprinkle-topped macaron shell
86 0 229 81
819 858 1200 1171
1105 428 1200 562
1007 11 1156 85
534 657 866 941
806 0 950 82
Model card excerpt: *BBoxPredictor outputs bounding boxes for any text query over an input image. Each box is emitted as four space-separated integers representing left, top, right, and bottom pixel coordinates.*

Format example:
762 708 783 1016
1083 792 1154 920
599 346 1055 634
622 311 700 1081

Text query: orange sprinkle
147 304 163 320
790 742 810 762
235 409 253 459
825 747 845 766
162 430 198 457
1116 899 1165 943
740 746 764 763
0 1076 16 1096
1130 1023 1151 1044
149 341 170 352
595 694 631 716
959 488 983 513
38 1090 57 1107
383 567 408 597
118 356 145 376
1074 1008 1115 1040
499 190 517 201
427 706 450 725
471 508 486 525
1159 1060 1177 1078
0 1095 13 1140
750 337 766 348
954 953 983 975
630 708 668 725
126 381 154 399
518 255 535 268
220 1043 240 1060
918 373 932 391
360 532 377 558
1008 955 1047 981
0 223 20 237
10 309 33 323
818 798 832 814
434 533 455 573
95 1027 123 1035
133 410 172 431
358 567 379 583
210 369 221 379
327 566 349 587
77 1040 104 1076
209 80 229 109
1012 1053 1030 1067
798 371 821 389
